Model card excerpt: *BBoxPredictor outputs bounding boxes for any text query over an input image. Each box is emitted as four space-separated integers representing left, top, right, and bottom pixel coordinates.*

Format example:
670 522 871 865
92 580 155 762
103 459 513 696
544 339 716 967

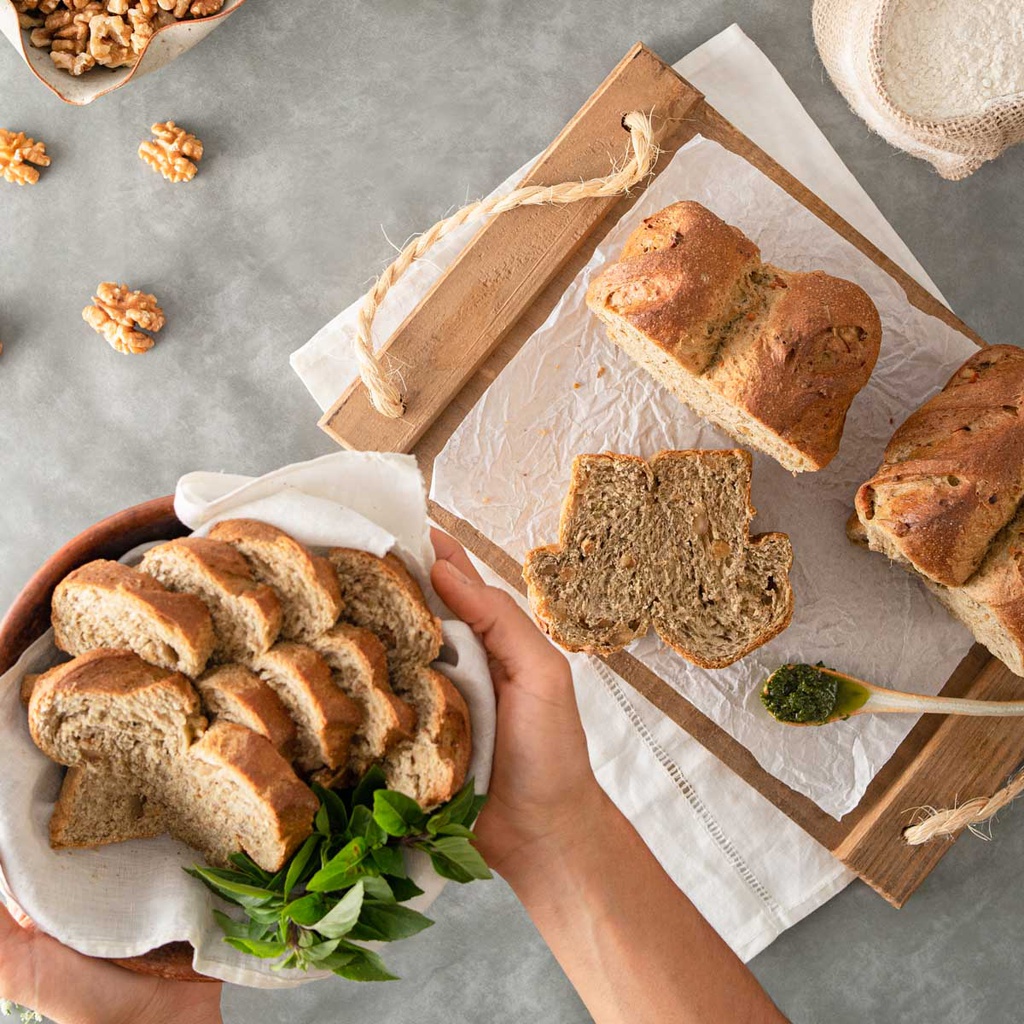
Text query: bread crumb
573 381 582 390
597 365 606 379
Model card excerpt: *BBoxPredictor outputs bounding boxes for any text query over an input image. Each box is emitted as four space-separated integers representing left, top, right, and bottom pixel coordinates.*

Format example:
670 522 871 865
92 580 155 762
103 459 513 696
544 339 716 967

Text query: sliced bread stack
33 519 473 866
328 548 471 808
28 649 317 870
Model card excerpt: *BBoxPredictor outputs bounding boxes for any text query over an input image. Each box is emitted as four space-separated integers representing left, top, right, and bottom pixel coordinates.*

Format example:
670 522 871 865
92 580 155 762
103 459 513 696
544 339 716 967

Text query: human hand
0 901 222 1024
429 529 605 879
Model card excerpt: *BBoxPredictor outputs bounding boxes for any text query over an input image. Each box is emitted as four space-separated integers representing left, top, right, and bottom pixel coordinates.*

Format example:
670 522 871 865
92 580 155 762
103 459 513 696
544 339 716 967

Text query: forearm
497 784 786 1024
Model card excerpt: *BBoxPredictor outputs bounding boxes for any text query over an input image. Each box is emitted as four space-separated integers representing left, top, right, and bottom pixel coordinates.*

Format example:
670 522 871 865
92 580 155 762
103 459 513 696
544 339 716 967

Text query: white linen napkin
288 25 955 960
0 452 495 987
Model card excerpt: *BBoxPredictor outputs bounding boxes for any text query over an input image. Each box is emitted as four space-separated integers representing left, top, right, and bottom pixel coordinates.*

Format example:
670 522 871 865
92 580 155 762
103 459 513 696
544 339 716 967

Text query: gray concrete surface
2 2 1023 1021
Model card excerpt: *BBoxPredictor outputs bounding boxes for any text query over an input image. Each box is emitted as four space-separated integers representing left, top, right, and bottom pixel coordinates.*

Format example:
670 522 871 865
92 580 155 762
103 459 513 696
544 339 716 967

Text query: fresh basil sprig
186 767 490 981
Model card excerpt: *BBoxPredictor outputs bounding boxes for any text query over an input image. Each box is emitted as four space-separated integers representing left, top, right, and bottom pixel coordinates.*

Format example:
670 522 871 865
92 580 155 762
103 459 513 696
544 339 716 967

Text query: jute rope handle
904 769 1024 844
354 110 659 418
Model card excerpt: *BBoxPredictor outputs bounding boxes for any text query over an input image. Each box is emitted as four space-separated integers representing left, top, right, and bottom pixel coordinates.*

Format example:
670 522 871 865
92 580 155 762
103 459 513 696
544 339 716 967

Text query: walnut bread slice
327 548 442 677
209 519 342 641
250 643 362 773
585 201 881 472
195 664 297 756
308 623 417 779
523 450 794 668
52 560 215 677
49 767 165 850
140 538 282 664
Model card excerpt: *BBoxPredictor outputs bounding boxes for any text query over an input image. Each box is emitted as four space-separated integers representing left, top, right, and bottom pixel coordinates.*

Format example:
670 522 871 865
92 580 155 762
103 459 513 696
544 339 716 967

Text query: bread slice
523 450 794 667
307 623 417 780
383 667 471 809
327 548 442 677
28 648 206 770
195 664 297 756
585 202 881 472
209 520 342 641
140 538 282 664
49 767 164 850
250 643 362 773
52 560 215 678
159 721 318 871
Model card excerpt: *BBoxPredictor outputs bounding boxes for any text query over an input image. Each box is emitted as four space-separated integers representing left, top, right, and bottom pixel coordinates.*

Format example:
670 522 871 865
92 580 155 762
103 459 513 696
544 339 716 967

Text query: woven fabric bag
813 0 1024 180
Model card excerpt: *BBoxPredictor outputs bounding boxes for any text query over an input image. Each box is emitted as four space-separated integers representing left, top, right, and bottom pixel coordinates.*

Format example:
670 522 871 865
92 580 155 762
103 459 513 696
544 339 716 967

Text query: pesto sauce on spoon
761 663 871 725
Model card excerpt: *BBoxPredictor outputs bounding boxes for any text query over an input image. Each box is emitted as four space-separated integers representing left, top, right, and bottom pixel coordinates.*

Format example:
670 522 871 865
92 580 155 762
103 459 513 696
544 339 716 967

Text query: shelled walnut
0 129 51 185
13 0 227 76
138 121 203 182
82 282 166 355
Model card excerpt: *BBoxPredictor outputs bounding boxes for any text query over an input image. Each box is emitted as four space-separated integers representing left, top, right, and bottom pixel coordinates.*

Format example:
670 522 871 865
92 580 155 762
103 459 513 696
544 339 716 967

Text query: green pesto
760 663 869 724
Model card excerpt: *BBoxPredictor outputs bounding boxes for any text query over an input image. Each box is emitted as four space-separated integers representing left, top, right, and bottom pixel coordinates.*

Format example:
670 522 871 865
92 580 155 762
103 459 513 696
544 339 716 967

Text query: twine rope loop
354 110 659 418
904 769 1024 844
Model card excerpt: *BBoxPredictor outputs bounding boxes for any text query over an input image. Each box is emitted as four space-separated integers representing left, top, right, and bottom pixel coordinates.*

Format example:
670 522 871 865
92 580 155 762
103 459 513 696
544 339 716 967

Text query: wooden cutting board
318 42 1022 907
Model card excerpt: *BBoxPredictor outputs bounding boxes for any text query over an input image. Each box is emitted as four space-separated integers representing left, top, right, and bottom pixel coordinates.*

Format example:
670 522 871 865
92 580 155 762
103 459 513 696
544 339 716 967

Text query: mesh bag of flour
813 0 1024 180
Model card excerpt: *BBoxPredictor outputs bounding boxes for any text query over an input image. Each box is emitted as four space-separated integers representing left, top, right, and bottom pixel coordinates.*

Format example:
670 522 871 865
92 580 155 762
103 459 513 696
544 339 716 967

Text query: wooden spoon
761 663 1024 726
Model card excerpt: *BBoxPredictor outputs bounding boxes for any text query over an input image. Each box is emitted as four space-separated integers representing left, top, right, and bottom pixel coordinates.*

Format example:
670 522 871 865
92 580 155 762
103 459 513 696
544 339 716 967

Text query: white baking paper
431 136 978 819
0 452 495 988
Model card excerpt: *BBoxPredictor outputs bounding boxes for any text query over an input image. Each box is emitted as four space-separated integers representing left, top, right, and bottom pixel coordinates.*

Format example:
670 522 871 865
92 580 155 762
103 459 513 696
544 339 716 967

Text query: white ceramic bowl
0 0 247 105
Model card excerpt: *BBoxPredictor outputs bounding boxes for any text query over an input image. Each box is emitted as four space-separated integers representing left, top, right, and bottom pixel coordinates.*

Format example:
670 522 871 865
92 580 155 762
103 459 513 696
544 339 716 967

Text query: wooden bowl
0 495 214 982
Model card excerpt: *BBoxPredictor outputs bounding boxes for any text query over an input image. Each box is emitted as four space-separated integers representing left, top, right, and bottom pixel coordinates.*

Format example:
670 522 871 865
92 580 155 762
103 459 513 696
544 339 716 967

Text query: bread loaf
195 664 298 756
209 520 342 641
585 202 882 472
52 560 215 677
524 450 794 667
852 345 1024 675
140 538 282 664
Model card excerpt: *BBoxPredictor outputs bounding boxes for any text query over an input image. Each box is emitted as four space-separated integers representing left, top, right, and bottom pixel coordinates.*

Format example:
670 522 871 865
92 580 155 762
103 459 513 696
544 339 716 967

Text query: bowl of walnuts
0 0 247 105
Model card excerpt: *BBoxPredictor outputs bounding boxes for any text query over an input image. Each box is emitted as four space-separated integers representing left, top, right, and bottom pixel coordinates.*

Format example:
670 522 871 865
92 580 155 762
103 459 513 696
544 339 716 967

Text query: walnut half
82 282 166 355
0 129 51 186
138 120 203 183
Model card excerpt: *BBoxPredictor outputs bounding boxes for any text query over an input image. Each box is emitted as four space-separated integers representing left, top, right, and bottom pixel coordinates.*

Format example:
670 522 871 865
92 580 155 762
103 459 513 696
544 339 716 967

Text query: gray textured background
2 2 1023 1021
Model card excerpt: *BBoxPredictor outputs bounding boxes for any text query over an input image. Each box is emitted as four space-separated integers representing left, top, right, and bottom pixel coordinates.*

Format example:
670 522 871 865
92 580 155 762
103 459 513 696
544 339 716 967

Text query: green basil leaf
467 794 488 826
363 816 388 847
426 779 476 833
282 893 326 926
369 845 406 879
434 823 476 838
227 852 272 882
332 945 399 982
187 866 278 904
284 834 321 896
223 937 288 960
307 837 372 893
312 783 350 832
349 901 434 942
316 949 359 971
351 765 387 808
360 875 396 903
311 880 364 938
301 937 345 962
387 875 425 902
272 952 300 972
348 804 373 838
212 909 263 940
373 790 427 836
428 837 493 881
245 904 285 926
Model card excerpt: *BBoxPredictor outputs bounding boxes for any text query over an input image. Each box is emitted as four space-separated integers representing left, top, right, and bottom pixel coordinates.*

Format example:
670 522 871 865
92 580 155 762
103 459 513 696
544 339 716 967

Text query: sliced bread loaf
195 664 297 756
250 643 362 773
52 560 215 677
327 548 442 677
28 648 206 770
160 721 318 870
209 520 342 641
307 623 417 780
523 450 794 667
383 667 471 809
49 767 164 850
140 538 282 664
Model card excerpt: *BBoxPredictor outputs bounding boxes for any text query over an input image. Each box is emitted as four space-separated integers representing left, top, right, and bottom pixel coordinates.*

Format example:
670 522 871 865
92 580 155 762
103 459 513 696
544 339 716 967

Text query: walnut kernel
138 120 203 183
82 282 166 355
0 129 51 186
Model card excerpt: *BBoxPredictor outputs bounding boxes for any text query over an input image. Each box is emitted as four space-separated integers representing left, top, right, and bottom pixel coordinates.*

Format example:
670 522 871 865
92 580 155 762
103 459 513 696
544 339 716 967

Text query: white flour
882 0 1024 118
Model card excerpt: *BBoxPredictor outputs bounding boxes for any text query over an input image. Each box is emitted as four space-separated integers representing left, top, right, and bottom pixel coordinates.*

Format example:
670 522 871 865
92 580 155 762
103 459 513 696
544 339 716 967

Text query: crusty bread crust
855 345 1024 587
141 538 282 664
196 664 298 756
209 519 342 641
586 201 881 472
52 560 215 677
523 449 794 668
